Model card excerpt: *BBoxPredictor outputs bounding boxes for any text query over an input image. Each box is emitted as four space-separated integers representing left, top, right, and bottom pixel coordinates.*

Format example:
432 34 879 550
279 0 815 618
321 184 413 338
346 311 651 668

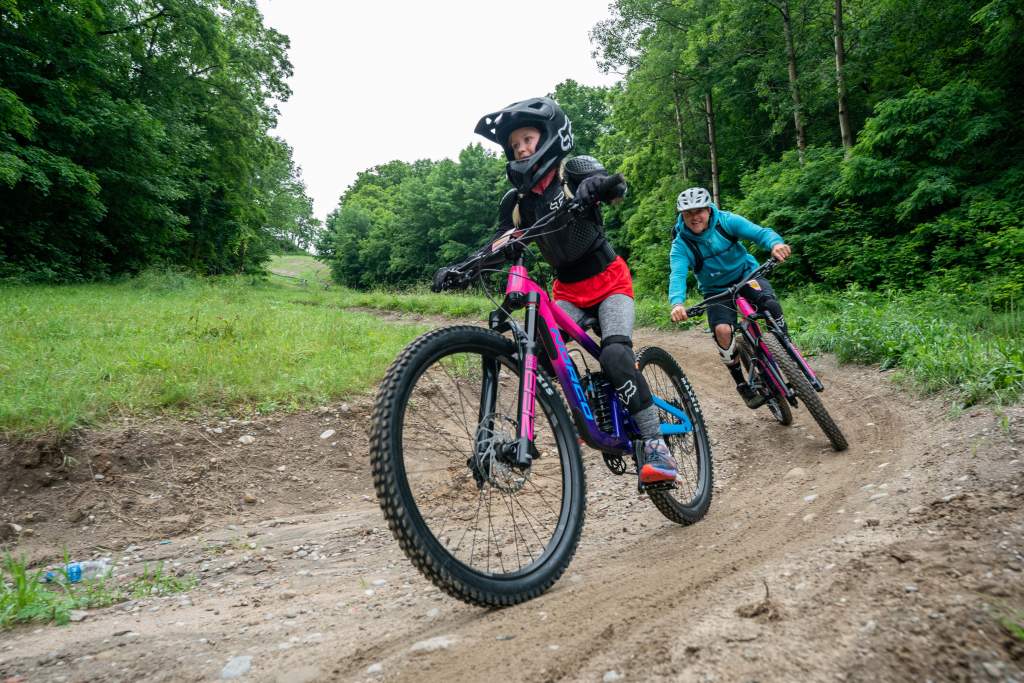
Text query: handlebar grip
685 305 705 319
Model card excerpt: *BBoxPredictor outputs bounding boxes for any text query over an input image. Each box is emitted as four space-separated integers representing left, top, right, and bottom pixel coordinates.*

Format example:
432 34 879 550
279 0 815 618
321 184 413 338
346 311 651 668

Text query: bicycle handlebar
684 257 780 319
434 174 625 291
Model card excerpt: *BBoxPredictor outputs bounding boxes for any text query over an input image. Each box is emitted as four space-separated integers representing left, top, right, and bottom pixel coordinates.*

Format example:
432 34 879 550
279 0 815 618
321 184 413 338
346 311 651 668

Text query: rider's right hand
671 304 688 323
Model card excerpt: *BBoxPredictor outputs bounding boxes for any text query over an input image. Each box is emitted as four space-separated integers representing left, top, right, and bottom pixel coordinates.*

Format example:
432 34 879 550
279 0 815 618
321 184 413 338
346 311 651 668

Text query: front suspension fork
511 292 541 469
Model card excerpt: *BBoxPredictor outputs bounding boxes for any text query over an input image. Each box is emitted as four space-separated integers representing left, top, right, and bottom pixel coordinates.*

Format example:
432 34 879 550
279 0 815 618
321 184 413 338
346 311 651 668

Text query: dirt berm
1 319 1021 682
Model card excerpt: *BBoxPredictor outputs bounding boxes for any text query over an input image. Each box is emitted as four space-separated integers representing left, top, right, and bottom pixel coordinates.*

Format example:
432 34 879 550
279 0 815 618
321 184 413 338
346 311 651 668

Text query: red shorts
552 256 634 309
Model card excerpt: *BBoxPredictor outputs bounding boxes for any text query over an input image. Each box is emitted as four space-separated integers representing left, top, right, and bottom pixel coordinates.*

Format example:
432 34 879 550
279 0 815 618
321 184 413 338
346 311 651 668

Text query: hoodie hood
674 202 720 241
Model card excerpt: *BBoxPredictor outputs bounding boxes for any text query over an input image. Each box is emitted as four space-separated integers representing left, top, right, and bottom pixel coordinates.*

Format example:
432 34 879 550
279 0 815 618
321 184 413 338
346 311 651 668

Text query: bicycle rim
371 326 584 605
636 346 713 525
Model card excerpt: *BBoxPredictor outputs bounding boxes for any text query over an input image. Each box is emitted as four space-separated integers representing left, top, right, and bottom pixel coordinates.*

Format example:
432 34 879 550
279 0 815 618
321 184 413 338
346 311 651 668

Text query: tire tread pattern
636 346 714 525
763 334 849 451
369 325 585 607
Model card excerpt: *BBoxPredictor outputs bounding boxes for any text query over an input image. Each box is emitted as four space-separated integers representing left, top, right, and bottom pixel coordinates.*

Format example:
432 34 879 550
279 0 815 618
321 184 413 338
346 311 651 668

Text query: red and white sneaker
639 438 678 485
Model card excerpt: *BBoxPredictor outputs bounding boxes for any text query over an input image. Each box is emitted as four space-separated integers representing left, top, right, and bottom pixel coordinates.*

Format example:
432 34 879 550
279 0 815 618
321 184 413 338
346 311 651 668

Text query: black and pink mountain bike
370 179 712 607
685 258 848 451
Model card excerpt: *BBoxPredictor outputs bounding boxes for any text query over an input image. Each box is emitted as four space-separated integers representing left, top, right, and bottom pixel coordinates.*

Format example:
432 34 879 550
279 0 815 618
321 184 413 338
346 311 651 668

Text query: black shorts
705 277 780 330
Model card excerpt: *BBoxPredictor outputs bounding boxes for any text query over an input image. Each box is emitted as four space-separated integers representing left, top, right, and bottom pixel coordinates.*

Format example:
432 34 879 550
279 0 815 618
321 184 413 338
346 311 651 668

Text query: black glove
575 173 627 206
431 266 456 293
574 174 604 206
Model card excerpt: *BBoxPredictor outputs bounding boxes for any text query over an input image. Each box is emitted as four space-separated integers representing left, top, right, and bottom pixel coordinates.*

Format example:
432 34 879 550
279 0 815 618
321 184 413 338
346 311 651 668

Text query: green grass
126 562 197 599
333 286 494 318
1001 612 1024 642
322 281 1023 407
786 285 1023 406
0 555 195 627
3 267 1017 437
267 253 333 288
0 270 428 435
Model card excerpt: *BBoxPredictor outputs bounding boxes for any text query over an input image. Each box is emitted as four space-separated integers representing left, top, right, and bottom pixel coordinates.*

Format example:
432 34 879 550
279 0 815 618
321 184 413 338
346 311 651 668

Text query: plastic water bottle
44 559 111 583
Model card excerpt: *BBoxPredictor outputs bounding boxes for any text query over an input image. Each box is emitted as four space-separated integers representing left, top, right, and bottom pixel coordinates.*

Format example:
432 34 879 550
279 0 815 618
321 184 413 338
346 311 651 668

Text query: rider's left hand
574 175 603 206
771 243 792 262
575 174 626 206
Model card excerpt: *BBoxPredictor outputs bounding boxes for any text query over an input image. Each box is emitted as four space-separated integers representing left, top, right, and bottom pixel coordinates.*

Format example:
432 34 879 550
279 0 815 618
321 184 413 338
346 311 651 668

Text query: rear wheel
737 337 792 425
763 335 848 451
370 325 586 607
636 346 713 525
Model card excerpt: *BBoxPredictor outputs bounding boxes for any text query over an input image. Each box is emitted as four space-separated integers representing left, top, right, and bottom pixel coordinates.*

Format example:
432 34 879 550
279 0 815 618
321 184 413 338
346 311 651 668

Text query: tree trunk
704 89 720 205
779 0 807 164
833 0 853 154
671 72 690 183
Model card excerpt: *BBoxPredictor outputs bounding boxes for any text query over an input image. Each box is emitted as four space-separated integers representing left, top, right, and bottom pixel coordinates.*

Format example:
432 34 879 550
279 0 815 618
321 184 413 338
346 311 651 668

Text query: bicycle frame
734 295 794 402
734 293 825 400
493 260 692 469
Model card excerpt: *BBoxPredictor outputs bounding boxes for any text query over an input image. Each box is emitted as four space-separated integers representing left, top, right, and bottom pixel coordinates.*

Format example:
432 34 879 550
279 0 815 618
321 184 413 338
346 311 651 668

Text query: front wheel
370 325 586 607
636 346 714 525
763 335 848 451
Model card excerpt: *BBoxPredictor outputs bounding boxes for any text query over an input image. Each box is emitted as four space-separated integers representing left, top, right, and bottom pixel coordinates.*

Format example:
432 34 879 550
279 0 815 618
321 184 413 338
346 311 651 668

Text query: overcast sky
254 1 621 220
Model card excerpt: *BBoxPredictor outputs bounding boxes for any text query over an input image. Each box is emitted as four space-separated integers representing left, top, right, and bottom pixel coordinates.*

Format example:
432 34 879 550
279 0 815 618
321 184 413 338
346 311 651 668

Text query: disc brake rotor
473 413 529 494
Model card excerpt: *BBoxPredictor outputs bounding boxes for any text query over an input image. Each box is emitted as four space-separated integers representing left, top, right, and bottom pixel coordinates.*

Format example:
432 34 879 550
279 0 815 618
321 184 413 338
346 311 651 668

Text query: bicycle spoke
394 341 573 581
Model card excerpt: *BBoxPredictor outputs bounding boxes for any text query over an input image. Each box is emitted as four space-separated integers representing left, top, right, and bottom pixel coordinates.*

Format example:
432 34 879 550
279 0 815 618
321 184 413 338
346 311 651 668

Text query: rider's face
508 127 541 160
682 208 710 234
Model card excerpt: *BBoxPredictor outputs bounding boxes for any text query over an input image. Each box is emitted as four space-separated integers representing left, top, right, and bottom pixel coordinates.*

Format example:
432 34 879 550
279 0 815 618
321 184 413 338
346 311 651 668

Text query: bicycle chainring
602 452 628 475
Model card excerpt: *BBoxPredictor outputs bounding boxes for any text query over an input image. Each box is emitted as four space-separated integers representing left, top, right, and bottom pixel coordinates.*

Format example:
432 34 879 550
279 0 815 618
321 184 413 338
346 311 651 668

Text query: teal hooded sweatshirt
668 203 783 305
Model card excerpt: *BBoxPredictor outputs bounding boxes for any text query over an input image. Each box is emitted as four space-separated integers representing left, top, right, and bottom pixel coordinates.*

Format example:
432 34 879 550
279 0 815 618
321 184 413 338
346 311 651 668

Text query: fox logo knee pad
599 336 653 413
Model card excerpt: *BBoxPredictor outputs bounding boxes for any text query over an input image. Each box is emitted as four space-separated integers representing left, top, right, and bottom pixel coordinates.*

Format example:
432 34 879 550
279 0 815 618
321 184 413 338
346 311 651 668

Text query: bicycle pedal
638 480 678 493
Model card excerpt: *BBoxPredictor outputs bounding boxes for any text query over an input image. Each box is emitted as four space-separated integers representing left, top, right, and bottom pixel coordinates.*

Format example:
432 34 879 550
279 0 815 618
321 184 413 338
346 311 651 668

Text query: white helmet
676 187 711 212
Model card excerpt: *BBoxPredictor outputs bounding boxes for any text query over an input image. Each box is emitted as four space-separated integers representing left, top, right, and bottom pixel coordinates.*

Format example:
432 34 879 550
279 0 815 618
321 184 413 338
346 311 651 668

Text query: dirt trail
1 323 1021 683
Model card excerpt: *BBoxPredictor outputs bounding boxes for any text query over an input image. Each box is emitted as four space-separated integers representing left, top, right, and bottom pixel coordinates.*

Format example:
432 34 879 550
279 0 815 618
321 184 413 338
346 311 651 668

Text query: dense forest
0 0 318 282
318 0 1024 304
3 0 1021 304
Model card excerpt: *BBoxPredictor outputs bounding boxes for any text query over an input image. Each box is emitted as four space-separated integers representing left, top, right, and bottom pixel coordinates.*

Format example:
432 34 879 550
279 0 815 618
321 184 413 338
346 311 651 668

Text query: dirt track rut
1 322 1021 682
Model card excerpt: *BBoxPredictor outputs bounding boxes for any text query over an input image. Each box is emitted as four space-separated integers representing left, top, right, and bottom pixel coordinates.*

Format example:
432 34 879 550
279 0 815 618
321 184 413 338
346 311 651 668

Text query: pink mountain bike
370 178 712 606
685 258 848 451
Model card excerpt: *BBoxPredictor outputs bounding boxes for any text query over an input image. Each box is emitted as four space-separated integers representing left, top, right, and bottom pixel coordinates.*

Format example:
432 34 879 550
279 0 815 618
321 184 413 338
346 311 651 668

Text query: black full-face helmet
474 97 574 194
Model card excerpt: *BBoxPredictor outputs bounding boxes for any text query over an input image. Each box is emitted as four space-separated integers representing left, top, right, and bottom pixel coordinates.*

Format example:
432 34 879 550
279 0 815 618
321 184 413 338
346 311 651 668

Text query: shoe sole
640 465 678 485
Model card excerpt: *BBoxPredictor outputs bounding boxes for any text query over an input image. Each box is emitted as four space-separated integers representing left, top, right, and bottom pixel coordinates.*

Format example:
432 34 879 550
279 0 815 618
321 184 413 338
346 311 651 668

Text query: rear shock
582 370 615 435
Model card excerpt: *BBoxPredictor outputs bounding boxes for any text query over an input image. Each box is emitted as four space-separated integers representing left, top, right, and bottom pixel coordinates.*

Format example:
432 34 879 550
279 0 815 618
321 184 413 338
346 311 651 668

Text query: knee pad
599 336 652 413
716 334 738 365
760 299 789 336
598 336 635 380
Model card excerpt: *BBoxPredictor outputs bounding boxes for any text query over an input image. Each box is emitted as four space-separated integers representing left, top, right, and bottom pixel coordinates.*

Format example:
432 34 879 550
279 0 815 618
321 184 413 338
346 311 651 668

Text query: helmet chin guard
475 97 573 194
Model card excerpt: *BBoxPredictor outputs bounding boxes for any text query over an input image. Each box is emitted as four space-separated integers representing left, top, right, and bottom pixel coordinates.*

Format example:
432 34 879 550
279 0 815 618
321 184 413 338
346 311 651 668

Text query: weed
1001 612 1024 642
0 555 75 627
126 563 196 599
1 555 198 628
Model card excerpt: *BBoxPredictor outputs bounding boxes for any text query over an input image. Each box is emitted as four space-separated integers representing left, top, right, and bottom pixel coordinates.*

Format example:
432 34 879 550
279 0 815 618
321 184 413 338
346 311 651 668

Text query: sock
633 404 661 441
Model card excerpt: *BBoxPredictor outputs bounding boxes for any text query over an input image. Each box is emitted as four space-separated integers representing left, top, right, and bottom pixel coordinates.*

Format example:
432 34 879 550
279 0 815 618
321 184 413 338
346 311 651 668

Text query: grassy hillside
267 254 333 287
0 270 427 436
2 266 1019 437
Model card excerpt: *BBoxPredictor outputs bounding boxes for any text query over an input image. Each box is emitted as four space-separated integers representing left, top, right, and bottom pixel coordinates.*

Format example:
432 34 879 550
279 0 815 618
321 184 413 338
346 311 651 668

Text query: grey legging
556 294 660 440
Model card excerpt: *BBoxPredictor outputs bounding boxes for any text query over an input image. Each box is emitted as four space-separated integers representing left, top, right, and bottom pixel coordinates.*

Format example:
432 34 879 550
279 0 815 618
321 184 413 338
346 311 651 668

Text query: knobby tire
636 346 714 525
763 335 849 451
370 325 586 607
